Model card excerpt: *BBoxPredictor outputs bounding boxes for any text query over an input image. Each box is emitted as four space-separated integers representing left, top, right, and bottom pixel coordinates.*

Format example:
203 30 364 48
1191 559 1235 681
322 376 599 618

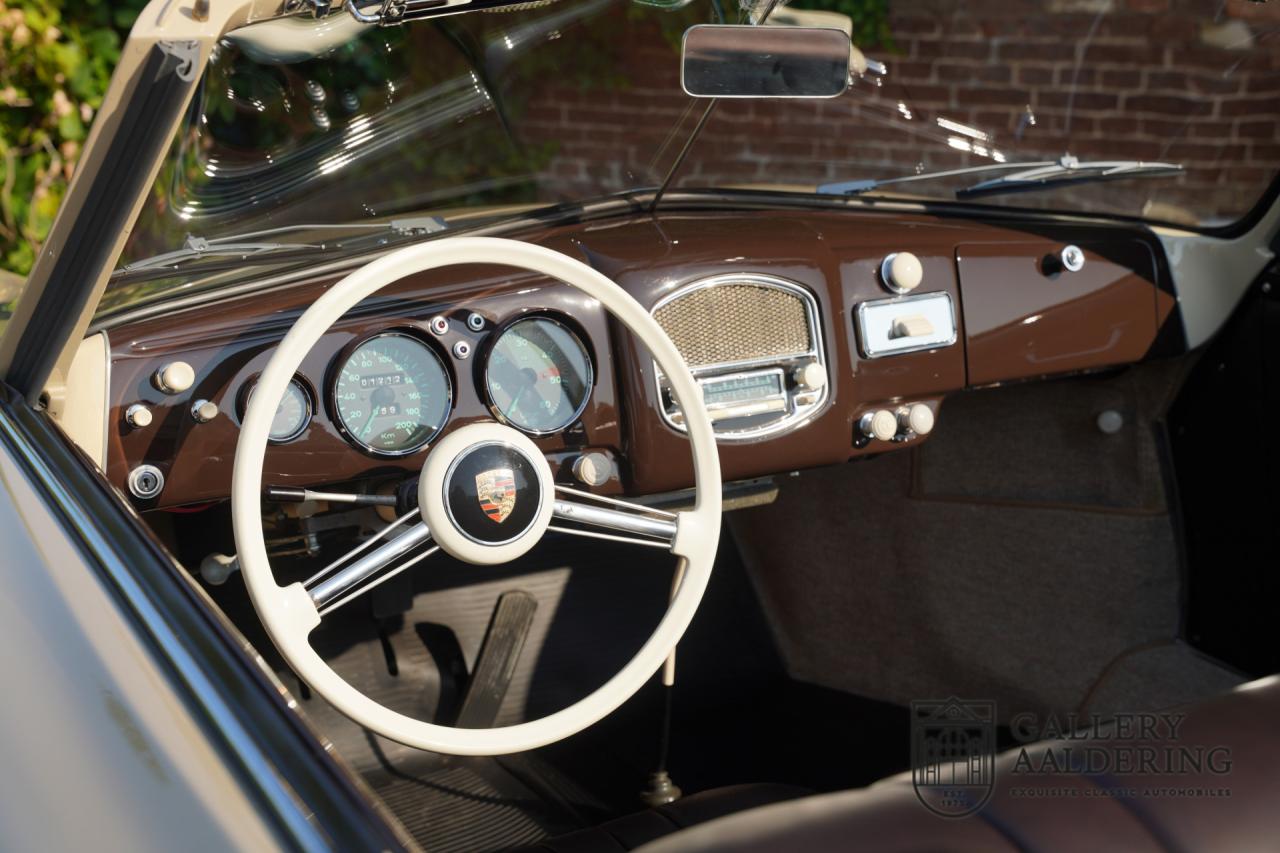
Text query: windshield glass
110 0 1279 309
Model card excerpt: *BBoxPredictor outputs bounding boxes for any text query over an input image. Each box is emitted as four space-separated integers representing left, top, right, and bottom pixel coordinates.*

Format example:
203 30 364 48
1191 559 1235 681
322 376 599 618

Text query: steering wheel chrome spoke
305 515 435 615
550 486 679 550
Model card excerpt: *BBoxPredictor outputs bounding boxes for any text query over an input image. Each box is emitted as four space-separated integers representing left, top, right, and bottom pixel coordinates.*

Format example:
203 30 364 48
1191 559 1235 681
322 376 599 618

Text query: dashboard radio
653 274 828 440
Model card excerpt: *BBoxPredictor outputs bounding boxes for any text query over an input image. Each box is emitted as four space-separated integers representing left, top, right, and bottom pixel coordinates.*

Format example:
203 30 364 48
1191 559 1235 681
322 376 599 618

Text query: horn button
444 443 542 544
419 423 556 565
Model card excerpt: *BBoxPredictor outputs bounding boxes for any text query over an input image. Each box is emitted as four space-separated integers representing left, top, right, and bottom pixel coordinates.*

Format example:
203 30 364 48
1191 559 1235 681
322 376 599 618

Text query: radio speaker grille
654 282 812 367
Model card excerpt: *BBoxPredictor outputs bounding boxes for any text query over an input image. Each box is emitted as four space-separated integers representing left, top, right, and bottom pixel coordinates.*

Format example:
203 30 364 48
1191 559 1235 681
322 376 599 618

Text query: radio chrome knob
859 409 898 442
899 403 935 436
880 252 923 294
153 361 195 394
793 361 826 390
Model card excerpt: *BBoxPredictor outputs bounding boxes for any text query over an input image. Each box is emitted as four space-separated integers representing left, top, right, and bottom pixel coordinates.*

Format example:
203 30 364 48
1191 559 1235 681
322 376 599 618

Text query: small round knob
190 399 219 423
859 409 898 442
466 312 486 332
793 361 827 390
572 451 614 487
900 403 934 436
880 252 923 294
429 315 449 336
153 361 195 393
125 403 153 428
1060 245 1085 273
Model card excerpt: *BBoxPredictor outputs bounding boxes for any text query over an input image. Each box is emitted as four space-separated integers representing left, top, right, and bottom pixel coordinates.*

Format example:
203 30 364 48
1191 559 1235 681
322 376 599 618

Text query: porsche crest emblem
475 468 517 524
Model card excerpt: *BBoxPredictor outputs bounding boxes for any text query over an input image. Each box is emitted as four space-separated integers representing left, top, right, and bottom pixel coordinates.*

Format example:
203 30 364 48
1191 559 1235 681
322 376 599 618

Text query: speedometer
484 316 593 434
332 333 451 456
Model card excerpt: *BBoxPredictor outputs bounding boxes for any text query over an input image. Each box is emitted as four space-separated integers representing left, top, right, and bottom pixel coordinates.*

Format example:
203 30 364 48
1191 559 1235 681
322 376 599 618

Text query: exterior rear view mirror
681 24 851 99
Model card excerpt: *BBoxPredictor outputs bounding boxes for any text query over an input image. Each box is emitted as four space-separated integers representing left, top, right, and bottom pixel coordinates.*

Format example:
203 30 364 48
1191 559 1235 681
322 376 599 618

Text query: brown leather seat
632 676 1280 853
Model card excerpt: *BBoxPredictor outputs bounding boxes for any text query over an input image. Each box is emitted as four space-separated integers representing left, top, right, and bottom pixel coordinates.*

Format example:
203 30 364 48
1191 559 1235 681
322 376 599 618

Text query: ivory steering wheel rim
231 237 721 755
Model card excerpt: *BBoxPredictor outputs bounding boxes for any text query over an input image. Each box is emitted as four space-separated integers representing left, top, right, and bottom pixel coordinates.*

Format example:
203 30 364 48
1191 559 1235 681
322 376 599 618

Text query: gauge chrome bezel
481 313 595 437
328 330 454 457
239 375 315 444
270 377 314 444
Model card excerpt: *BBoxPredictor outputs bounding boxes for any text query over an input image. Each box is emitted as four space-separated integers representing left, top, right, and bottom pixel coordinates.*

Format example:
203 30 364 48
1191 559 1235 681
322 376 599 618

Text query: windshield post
0 0 269 406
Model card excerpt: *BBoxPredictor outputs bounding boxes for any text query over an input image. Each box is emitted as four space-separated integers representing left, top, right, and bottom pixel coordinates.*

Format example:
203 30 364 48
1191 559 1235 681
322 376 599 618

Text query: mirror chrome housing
681 24 851 99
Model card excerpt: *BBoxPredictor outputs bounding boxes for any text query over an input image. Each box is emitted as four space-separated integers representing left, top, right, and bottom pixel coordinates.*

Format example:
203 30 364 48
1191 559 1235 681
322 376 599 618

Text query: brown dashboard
102 209 1177 508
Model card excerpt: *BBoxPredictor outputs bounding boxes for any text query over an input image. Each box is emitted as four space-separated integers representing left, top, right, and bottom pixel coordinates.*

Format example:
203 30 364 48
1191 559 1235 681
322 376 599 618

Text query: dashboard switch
572 451 614 487
899 403 935 436
880 252 923 294
890 315 935 339
125 403 153 428
793 361 827 390
859 409 898 442
190 399 219 423
153 361 195 393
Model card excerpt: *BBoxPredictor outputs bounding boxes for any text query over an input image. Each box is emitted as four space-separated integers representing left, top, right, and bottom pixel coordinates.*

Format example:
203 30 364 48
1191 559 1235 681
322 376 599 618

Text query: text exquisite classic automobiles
1 0 1278 850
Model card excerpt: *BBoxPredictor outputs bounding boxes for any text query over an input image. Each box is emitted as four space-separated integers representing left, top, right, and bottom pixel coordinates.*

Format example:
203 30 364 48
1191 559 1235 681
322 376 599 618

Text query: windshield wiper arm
817 155 1183 199
118 216 449 274
955 156 1183 199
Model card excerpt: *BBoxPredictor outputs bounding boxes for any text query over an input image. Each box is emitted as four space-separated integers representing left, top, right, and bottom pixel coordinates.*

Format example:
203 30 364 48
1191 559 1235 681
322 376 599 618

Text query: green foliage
796 0 892 51
0 0 149 277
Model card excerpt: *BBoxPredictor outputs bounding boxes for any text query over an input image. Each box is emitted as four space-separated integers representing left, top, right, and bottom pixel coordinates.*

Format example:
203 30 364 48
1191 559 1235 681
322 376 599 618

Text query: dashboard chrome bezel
327 329 454 458
480 312 596 437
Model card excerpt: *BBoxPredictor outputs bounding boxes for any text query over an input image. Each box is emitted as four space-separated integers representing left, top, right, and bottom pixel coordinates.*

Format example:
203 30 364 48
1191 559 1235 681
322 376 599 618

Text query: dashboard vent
654 280 813 367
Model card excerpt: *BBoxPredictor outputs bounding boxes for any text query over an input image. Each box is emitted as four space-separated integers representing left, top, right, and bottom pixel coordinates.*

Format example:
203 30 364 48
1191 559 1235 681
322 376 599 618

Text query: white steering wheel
232 237 721 755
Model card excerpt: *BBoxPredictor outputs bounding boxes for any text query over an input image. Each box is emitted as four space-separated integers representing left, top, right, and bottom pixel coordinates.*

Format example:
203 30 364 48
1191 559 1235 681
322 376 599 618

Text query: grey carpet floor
730 363 1242 722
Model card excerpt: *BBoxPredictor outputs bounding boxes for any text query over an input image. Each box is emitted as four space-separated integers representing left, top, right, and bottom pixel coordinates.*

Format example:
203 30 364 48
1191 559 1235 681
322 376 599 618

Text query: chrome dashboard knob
191 399 219 423
572 451 614 487
153 360 195 394
899 403 934 436
859 409 898 442
880 252 923 294
125 403 153 428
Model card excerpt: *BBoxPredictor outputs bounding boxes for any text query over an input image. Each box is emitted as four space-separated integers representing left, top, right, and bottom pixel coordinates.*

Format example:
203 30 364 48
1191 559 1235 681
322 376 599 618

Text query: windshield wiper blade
817 155 1183 199
118 216 449 275
955 156 1183 199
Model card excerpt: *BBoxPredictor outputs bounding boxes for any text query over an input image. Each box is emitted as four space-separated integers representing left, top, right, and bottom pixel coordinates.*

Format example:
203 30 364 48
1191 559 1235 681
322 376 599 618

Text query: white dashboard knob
900 403 934 436
572 452 613 487
154 361 195 393
859 409 898 442
125 403 153 428
880 252 923 294
793 361 827 390
191 399 219 423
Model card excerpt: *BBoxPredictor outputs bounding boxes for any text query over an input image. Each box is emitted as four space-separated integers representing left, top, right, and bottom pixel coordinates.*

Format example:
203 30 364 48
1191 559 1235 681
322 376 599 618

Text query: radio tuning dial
793 361 827 390
880 252 923 294
859 409 898 442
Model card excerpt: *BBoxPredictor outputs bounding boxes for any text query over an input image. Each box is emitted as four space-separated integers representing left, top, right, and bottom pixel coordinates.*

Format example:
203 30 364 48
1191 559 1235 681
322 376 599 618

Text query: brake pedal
455 591 538 728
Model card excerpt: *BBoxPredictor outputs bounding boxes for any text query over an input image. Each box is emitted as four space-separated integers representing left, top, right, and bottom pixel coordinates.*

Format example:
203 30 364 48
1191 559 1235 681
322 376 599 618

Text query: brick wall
522 0 1280 225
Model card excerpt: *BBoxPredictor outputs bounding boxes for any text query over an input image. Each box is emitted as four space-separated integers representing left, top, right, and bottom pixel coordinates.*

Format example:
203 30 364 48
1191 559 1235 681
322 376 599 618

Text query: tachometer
332 333 451 456
484 316 593 434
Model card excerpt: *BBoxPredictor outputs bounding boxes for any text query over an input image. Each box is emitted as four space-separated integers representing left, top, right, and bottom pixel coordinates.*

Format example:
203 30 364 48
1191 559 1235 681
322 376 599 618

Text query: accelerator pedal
455 591 538 728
